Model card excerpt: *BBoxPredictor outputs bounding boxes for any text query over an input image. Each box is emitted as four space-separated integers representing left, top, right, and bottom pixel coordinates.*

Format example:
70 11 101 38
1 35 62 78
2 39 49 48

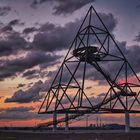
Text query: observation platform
73 46 105 62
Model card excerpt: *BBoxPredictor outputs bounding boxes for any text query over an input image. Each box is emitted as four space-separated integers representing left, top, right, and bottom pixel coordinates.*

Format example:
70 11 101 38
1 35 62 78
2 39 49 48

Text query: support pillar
53 112 57 131
65 113 69 131
86 115 88 127
125 111 130 132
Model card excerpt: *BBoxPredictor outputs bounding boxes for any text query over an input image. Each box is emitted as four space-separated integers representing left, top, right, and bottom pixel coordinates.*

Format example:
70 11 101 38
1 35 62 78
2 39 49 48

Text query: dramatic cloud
32 12 117 52
8 19 24 26
0 25 13 32
22 69 50 79
22 69 38 79
0 106 48 120
5 80 50 103
0 106 35 112
124 44 140 74
0 10 117 81
134 32 140 42
17 83 26 88
86 86 92 89
0 6 11 16
51 0 95 15
23 27 38 34
31 22 75 52
0 51 61 80
0 31 27 57
31 0 95 15
30 0 39 9
0 19 24 36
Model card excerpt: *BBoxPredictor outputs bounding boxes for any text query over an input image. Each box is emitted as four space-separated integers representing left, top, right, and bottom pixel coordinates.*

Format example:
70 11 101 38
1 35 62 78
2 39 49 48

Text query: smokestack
96 117 98 127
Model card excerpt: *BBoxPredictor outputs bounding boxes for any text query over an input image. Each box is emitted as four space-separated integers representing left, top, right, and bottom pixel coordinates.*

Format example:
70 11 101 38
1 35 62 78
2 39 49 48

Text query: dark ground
0 130 140 140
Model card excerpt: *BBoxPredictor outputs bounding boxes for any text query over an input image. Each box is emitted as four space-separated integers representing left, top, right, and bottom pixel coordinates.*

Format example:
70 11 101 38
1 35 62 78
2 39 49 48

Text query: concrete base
53 113 57 132
125 111 130 132
65 113 69 131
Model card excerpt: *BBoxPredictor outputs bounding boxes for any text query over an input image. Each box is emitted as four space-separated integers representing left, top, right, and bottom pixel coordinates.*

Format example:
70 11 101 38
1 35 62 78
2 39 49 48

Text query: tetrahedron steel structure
38 6 140 119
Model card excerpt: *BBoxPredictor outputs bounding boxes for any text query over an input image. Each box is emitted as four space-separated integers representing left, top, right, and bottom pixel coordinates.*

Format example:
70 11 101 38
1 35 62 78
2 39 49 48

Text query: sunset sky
0 0 140 127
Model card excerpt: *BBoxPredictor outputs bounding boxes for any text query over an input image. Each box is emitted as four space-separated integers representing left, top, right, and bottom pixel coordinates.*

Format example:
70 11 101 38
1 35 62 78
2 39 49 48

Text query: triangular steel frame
38 6 140 117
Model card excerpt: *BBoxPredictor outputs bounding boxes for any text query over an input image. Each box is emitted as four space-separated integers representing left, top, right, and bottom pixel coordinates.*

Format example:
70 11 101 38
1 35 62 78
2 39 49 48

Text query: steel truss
38 6 140 127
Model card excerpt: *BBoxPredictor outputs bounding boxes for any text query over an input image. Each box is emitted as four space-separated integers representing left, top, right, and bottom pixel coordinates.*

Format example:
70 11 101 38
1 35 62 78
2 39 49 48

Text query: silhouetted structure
38 6 140 132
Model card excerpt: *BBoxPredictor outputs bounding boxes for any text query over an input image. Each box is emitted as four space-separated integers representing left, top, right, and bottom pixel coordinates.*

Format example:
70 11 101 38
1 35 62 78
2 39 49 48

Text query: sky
0 0 140 127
